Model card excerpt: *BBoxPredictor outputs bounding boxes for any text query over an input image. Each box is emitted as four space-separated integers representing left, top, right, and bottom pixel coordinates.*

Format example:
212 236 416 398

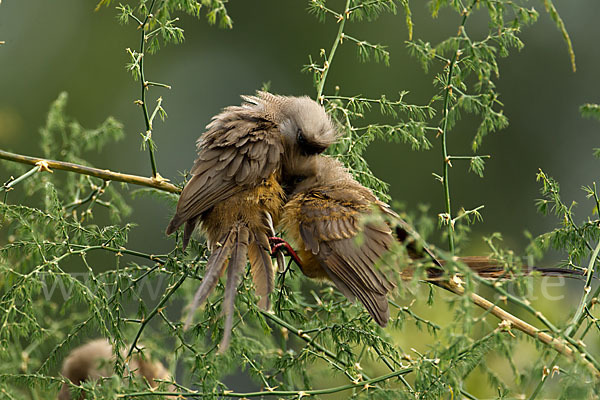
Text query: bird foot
269 236 303 268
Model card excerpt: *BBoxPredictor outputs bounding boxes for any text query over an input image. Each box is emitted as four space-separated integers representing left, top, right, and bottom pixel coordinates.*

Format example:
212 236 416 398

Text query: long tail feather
182 215 199 250
218 225 249 353
248 213 275 309
183 229 236 330
248 238 274 309
458 256 585 278
424 256 585 280
532 266 585 277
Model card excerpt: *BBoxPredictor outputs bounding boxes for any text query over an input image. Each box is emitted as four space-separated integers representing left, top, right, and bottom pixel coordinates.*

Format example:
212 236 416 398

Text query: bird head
277 95 339 155
241 92 341 193
243 91 339 154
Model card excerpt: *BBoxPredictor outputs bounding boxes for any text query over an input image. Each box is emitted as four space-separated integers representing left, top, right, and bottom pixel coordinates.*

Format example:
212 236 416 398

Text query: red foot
269 237 303 268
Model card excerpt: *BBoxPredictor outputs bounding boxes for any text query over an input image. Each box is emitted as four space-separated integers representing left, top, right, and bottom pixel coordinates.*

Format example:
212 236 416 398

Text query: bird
58 339 174 399
278 155 581 327
165 92 338 350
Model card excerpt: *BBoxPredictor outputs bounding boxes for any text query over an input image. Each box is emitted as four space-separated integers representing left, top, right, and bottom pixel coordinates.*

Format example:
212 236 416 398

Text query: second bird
280 155 581 327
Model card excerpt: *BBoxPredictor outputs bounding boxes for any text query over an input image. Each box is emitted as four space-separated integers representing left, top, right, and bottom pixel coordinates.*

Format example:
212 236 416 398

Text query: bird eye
293 176 305 185
296 128 306 145
296 126 326 155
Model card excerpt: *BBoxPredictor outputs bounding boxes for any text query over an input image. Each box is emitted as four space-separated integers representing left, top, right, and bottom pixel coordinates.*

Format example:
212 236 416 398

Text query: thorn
498 320 515 338
542 366 549 380
451 274 464 288
35 160 53 173
151 173 170 183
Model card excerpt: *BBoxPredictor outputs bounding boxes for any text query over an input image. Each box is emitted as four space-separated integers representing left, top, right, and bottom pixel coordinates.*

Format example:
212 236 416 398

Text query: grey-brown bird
279 156 581 326
58 339 174 399
279 156 399 325
165 92 337 349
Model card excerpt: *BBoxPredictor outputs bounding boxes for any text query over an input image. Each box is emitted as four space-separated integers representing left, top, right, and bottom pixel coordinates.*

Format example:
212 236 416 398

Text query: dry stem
0 149 180 194
441 280 600 378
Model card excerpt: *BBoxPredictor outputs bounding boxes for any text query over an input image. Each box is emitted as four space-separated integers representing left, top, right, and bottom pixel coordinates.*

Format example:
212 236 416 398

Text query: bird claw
269 236 303 269
268 236 286 245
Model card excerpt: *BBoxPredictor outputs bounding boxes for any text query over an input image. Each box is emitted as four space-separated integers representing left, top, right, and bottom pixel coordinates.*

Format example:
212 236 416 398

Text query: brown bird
58 339 174 399
279 156 400 325
279 156 581 326
165 92 337 349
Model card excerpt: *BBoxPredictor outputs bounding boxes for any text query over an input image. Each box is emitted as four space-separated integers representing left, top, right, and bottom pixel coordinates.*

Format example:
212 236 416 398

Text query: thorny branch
442 280 600 378
0 149 180 193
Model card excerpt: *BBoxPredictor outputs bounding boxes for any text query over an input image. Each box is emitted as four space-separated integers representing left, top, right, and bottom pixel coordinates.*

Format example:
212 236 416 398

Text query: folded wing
295 185 396 326
166 107 284 248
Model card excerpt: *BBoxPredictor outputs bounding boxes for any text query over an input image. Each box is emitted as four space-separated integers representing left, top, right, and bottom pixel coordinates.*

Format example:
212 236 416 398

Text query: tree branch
0 149 180 194
441 280 600 378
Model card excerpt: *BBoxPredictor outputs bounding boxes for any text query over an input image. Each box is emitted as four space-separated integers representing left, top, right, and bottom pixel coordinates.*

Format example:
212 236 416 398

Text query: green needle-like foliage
1 1 599 399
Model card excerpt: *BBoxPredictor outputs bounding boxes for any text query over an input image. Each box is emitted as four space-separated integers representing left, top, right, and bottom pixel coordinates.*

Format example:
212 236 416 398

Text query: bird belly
296 248 329 279
202 174 284 244
280 198 329 280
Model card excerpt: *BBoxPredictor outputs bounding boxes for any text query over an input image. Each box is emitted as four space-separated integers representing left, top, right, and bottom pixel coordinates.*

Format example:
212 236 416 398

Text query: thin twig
567 240 600 335
448 155 491 160
126 271 188 359
1 166 39 193
258 310 394 385
315 0 351 103
439 0 478 254
138 0 160 178
439 51 458 253
117 367 413 398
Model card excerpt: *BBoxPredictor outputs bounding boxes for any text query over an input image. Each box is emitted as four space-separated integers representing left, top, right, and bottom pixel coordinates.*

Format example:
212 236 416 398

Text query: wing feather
293 186 396 326
167 108 283 233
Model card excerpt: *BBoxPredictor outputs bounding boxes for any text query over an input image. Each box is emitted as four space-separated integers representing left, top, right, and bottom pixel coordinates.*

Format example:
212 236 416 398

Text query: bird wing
296 186 396 326
167 108 283 233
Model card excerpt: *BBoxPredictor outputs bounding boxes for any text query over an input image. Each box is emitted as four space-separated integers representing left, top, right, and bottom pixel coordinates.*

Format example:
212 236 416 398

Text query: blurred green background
1 1 598 258
1 1 599 396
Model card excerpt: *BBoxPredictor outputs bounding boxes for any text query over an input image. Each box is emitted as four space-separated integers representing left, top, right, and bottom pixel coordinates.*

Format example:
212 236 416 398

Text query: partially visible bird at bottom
279 155 582 326
165 92 338 351
58 339 175 400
